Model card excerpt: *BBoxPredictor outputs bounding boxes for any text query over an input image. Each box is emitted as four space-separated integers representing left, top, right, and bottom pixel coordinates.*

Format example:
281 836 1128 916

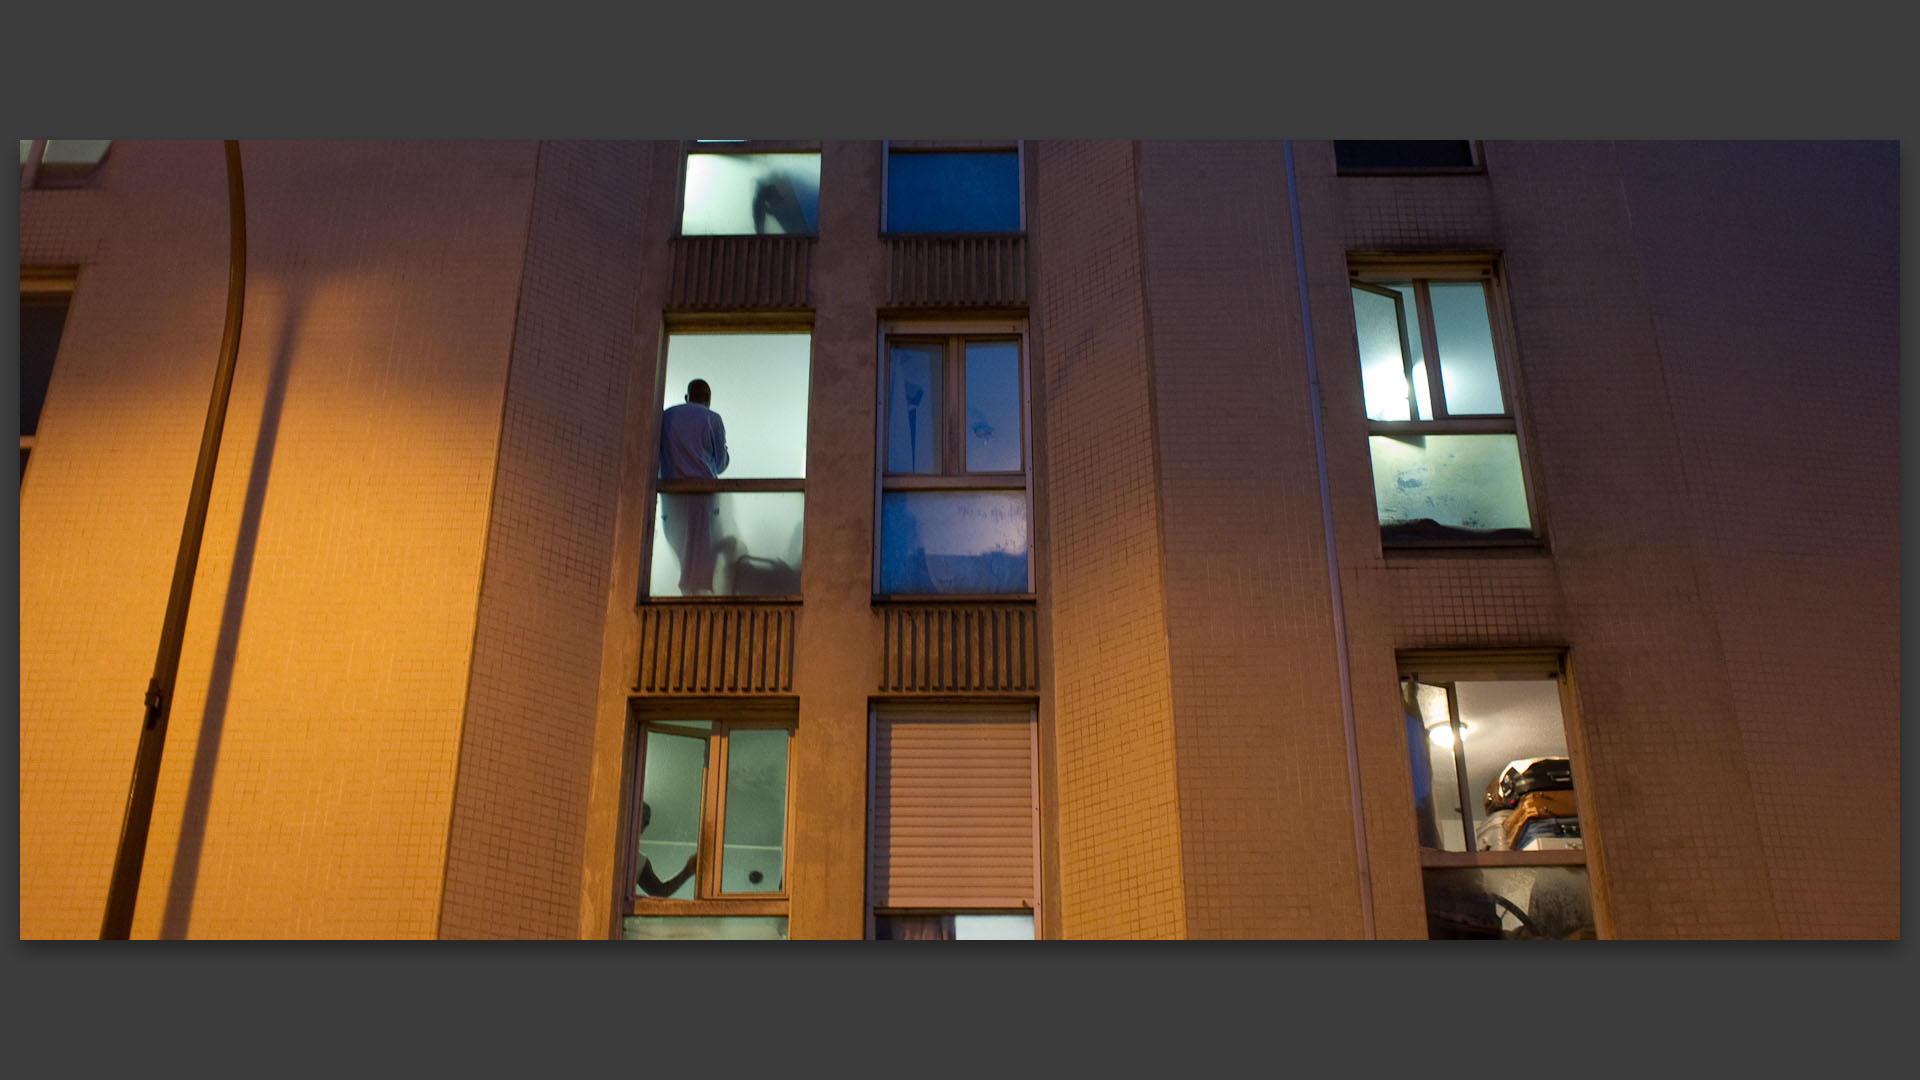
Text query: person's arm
710 413 730 476
638 853 699 897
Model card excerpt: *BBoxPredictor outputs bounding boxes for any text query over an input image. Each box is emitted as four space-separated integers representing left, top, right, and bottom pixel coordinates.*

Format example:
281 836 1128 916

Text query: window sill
639 595 801 606
630 898 789 917
873 593 1036 605
1336 166 1486 177
883 230 1026 239
1419 849 1585 869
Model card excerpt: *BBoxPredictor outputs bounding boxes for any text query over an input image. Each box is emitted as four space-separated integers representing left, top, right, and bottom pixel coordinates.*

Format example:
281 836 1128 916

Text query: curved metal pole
102 140 248 939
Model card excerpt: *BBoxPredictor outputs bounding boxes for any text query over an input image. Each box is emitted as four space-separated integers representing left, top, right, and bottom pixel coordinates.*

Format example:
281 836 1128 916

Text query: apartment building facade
17 139 1899 939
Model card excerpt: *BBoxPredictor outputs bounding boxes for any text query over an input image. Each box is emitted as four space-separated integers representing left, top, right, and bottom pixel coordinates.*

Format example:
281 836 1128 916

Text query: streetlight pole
101 140 248 939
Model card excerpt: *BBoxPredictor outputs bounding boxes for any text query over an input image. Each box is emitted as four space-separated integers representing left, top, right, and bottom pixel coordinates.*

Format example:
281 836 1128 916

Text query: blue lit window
885 147 1021 234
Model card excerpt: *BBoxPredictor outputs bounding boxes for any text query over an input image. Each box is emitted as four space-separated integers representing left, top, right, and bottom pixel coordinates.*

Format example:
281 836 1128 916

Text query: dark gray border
5 3 1913 1076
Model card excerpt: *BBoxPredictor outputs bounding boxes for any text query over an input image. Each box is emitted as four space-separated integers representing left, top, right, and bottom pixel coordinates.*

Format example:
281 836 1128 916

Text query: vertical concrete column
786 141 887 938
1029 142 1186 939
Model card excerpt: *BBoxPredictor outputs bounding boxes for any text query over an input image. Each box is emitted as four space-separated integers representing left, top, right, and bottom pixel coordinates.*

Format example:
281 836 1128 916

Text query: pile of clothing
1475 757 1582 851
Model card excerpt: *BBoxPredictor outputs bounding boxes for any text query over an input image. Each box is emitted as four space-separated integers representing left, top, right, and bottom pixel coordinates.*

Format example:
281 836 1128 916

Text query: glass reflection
1423 866 1594 940
637 732 705 899
1430 282 1504 415
721 730 788 894
887 343 942 474
652 492 804 597
1368 433 1531 541
886 151 1020 233
879 491 1028 594
964 341 1022 472
681 152 820 236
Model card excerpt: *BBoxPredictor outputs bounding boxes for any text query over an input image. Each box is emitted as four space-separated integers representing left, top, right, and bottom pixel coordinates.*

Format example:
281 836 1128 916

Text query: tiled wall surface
1613 141 1899 938
19 141 538 937
1134 141 1368 938
1031 141 1187 939
438 142 651 939
20 139 1895 940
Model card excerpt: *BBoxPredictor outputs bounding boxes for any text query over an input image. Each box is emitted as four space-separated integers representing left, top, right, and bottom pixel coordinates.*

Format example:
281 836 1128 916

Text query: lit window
1349 259 1539 544
1400 651 1596 940
20 271 76 480
1334 140 1478 173
884 143 1022 234
19 139 112 188
623 708 792 941
877 324 1031 596
679 141 820 236
868 705 1038 940
650 331 810 598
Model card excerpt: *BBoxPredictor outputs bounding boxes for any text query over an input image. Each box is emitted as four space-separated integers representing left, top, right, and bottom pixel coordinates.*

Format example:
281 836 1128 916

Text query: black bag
1485 757 1574 813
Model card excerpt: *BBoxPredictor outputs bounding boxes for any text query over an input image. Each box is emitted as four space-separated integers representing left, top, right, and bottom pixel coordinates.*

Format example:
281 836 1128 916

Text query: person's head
642 801 652 829
685 379 711 407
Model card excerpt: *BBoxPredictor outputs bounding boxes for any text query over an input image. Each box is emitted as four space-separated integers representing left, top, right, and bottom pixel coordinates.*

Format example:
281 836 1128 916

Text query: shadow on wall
159 295 301 939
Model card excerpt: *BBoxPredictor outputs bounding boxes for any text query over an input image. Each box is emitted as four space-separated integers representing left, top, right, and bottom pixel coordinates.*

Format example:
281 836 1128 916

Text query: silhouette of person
658 379 730 594
636 802 698 897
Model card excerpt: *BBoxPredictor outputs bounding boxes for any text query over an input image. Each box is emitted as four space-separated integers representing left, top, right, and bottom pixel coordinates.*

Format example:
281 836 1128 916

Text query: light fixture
1427 721 1471 748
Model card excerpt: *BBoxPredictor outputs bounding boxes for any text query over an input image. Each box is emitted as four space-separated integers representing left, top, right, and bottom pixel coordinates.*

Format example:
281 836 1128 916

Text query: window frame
1397 649 1601 938
881 140 1025 236
619 701 797 927
644 322 813 602
674 139 822 239
20 268 78 480
865 702 1043 941
873 319 1035 599
1333 140 1483 176
1348 255 1545 548
20 139 112 189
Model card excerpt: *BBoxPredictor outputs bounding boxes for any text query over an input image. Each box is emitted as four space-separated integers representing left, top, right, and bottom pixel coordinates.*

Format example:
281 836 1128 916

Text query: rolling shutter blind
871 707 1036 910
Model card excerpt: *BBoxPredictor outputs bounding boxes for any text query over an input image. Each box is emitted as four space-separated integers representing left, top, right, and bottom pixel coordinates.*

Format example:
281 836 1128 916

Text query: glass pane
886 343 942 474
661 334 809 480
886 151 1020 233
1405 679 1474 851
873 913 1034 940
40 140 112 166
879 491 1029 594
637 731 705 900
1423 866 1594 940
622 916 788 941
1334 141 1475 171
1430 281 1505 415
20 298 69 437
1455 679 1576 852
1351 286 1414 422
720 729 788 894
651 492 804 597
964 341 1022 472
1389 283 1433 420
1368 433 1531 541
681 152 820 236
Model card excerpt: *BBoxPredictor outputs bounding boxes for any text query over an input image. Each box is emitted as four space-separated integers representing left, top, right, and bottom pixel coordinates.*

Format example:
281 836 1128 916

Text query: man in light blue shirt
659 379 730 593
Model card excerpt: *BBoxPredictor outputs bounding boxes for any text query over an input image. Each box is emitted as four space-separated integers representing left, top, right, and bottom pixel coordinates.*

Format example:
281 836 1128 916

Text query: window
19 139 112 188
884 142 1022 234
868 705 1039 940
1400 651 1596 940
1334 140 1478 174
1348 259 1538 544
876 324 1032 596
622 706 793 941
678 140 820 236
20 271 76 479
649 331 810 598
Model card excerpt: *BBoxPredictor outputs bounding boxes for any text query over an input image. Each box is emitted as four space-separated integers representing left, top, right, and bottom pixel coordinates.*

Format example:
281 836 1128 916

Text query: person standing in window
636 802 698 897
659 379 731 594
